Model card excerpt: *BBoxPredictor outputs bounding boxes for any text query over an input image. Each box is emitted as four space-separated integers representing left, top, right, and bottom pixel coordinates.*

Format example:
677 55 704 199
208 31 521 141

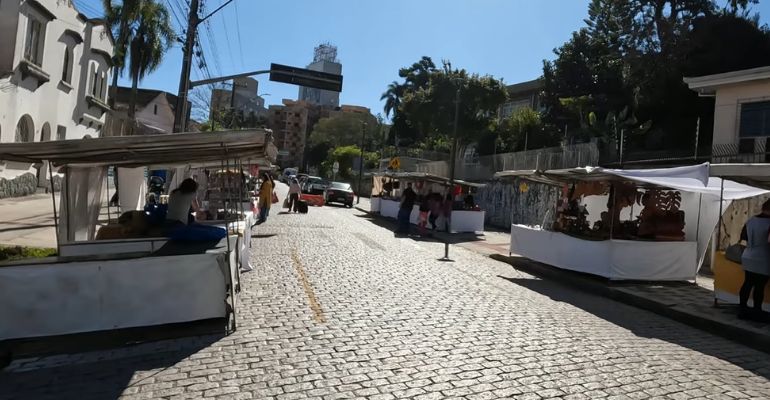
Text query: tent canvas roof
494 163 767 200
0 130 277 168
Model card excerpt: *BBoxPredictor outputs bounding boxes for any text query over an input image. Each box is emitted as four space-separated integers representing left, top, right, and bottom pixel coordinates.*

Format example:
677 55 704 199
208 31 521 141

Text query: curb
489 254 770 354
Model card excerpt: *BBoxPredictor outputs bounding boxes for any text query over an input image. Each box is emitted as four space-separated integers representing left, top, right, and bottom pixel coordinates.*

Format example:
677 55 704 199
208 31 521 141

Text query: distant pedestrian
257 173 274 223
288 177 301 213
429 192 443 230
739 199 770 321
396 182 416 235
418 197 430 235
442 193 453 231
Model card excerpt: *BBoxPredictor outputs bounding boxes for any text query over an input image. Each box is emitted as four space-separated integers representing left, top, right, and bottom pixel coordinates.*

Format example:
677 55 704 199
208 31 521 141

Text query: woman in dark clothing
738 199 770 321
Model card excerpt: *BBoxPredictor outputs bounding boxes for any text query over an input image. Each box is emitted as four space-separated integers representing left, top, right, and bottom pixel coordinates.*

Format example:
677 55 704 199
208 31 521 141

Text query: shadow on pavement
0 334 224 400
498 275 770 380
0 224 55 234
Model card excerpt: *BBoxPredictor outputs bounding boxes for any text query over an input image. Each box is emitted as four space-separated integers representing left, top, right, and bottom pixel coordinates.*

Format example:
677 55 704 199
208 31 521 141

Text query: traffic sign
332 161 339 173
269 63 343 92
388 157 400 170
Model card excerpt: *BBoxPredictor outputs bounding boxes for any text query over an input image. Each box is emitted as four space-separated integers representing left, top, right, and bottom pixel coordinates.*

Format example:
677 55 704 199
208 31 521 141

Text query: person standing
257 172 274 223
396 182 416 235
442 193 454 232
429 192 443 230
288 177 302 213
739 199 770 321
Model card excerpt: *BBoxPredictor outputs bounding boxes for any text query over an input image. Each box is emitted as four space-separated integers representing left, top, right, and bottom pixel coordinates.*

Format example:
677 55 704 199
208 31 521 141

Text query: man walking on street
396 182 416 235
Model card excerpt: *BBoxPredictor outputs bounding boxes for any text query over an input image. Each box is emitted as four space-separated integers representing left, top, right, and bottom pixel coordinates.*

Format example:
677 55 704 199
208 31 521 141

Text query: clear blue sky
74 0 770 120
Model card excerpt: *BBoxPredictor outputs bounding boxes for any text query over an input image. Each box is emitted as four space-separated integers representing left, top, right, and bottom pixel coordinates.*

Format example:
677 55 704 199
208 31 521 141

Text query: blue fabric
169 224 227 241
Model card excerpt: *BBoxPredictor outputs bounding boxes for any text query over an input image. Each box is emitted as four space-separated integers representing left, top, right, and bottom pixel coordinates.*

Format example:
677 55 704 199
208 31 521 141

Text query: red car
324 182 355 208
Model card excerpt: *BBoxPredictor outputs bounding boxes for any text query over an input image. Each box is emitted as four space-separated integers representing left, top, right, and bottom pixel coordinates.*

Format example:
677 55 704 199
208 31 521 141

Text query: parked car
324 182 355 207
302 176 329 194
281 167 298 183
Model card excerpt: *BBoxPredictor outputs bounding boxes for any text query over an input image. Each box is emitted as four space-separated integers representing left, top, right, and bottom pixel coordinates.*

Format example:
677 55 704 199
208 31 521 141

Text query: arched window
40 123 51 142
15 115 34 143
61 46 72 83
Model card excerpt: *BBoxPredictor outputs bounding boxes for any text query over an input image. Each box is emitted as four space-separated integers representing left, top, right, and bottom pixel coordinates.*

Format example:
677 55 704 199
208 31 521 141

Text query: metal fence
415 142 600 181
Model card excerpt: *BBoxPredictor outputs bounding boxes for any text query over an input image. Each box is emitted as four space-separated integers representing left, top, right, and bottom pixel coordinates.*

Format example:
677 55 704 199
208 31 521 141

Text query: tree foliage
382 57 508 150
542 0 770 153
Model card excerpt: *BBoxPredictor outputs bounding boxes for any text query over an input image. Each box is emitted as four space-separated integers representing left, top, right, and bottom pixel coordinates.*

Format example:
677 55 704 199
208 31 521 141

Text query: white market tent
495 163 767 281
0 130 277 346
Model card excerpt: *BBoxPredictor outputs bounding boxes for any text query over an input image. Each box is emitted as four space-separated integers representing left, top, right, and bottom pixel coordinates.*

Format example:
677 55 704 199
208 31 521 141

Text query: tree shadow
355 212 487 245
497 274 770 380
0 333 224 400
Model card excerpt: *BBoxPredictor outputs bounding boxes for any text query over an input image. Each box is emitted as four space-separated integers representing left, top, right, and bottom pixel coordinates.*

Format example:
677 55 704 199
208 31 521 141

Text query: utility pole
173 0 198 133
358 121 367 204
173 0 234 133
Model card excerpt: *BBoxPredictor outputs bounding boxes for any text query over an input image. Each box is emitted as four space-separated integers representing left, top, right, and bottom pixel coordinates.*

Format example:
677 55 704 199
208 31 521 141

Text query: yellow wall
712 80 770 146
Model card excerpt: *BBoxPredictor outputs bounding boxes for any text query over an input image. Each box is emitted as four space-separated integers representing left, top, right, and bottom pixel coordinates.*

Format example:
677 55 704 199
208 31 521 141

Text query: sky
74 0 770 120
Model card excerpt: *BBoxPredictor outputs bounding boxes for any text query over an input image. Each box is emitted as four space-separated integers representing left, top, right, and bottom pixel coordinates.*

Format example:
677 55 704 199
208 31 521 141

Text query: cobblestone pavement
3 193 770 399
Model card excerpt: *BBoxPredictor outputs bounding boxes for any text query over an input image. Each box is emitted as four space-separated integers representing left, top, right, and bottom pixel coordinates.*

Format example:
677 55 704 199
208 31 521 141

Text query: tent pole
695 193 703 283
717 179 725 252
48 162 60 254
609 183 617 240
106 167 111 224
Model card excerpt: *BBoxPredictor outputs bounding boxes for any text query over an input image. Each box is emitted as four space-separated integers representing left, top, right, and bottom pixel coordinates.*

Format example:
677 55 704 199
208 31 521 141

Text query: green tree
393 59 508 146
308 112 379 149
321 145 378 180
380 81 403 119
127 1 174 121
102 0 144 108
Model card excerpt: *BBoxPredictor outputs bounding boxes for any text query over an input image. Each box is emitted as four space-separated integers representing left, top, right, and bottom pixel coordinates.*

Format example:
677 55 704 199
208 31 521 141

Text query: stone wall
0 173 37 199
477 179 560 229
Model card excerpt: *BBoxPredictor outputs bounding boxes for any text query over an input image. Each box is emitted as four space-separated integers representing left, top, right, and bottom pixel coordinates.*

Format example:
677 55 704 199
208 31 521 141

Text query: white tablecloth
510 224 697 281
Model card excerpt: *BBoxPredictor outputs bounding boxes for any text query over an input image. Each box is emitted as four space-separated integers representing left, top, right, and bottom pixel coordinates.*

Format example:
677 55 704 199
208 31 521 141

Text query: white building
106 87 187 136
298 43 342 108
210 77 267 122
0 0 113 197
685 66 770 162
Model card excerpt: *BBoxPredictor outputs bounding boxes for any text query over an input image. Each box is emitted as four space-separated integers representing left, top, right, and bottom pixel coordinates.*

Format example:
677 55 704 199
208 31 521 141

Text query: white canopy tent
495 163 768 281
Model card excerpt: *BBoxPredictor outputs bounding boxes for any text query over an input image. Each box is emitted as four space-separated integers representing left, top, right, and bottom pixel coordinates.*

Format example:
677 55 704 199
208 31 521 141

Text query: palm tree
380 81 403 119
102 0 144 108
127 1 174 120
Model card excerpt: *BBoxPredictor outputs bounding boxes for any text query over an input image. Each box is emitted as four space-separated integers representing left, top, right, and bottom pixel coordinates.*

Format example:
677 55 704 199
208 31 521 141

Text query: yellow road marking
291 248 326 323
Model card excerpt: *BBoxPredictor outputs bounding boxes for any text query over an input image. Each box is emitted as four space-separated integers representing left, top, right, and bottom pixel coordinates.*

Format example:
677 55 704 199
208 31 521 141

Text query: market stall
709 163 770 310
370 172 486 233
0 130 277 348
496 163 765 281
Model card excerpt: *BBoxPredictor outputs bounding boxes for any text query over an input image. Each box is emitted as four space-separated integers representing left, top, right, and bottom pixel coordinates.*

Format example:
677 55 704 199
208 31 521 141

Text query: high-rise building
298 43 342 107
210 77 267 123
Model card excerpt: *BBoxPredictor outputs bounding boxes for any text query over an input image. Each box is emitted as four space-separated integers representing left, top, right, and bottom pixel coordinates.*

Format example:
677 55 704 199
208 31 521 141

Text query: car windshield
330 182 350 190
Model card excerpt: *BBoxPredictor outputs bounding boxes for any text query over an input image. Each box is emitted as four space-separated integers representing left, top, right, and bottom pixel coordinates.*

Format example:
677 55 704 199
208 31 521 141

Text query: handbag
725 243 745 264
271 191 279 204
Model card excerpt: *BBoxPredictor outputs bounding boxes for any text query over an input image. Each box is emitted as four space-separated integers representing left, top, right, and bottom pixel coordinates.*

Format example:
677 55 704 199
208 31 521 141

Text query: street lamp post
358 122 367 204
441 83 462 261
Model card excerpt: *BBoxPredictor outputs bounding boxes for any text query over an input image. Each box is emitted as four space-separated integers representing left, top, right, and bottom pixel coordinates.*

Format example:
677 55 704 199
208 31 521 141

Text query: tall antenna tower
313 42 339 63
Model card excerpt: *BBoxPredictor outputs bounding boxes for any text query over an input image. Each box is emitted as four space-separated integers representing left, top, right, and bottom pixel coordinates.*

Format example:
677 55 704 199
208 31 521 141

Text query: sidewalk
356 204 770 354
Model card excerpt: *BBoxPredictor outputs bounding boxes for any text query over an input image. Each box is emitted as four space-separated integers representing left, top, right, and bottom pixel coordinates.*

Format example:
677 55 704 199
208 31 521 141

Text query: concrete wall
712 80 770 146
477 179 560 229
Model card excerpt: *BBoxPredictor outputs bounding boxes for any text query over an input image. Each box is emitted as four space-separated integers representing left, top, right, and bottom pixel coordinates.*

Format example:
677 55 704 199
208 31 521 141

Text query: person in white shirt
166 178 199 225
288 177 302 213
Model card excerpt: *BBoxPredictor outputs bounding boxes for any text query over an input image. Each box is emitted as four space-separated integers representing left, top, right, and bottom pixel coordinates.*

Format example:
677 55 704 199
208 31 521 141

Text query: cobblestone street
3 194 770 399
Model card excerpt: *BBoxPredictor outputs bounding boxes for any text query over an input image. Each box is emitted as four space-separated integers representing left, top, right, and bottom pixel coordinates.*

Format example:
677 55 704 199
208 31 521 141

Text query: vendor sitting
166 178 199 225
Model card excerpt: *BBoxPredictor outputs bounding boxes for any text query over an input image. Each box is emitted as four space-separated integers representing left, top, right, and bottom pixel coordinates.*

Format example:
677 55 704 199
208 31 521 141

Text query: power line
215 0 237 71
232 0 245 68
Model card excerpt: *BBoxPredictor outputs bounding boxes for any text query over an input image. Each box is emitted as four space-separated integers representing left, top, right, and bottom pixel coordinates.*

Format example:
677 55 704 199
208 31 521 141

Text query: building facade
499 78 544 120
298 43 342 108
0 0 113 197
105 87 185 136
685 66 770 162
267 100 312 168
210 77 267 123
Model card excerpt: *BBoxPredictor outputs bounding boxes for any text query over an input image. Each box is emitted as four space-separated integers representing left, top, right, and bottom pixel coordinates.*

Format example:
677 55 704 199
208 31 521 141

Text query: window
15 115 34 143
91 70 97 96
154 104 158 114
24 18 43 66
56 125 66 140
739 101 770 138
61 46 72 83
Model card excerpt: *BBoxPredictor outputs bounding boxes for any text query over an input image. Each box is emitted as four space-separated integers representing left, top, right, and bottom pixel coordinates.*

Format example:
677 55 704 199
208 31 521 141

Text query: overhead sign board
269 63 343 92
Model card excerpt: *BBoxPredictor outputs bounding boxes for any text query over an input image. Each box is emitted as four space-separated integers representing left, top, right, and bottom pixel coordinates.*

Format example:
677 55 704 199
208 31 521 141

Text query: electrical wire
232 0 245 68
